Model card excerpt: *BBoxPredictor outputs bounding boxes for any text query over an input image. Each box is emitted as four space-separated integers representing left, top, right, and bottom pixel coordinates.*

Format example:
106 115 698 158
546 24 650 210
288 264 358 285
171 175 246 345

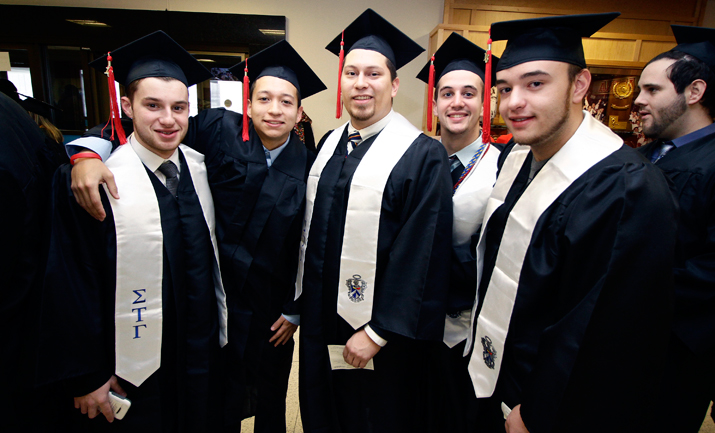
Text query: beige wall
1 0 443 138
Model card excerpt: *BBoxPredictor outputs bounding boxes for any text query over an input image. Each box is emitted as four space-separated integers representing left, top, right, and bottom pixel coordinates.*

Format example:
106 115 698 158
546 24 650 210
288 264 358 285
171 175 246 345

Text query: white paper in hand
328 345 375 370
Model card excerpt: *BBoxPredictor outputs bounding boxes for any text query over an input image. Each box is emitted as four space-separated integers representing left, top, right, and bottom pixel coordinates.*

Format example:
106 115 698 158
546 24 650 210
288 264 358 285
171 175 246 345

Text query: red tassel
426 54 435 132
104 53 127 145
482 31 493 144
336 30 345 119
242 59 250 142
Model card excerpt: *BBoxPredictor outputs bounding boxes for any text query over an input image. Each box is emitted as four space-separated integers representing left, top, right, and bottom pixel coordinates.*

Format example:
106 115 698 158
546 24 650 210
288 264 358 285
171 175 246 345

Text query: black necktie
158 160 179 198
449 155 464 185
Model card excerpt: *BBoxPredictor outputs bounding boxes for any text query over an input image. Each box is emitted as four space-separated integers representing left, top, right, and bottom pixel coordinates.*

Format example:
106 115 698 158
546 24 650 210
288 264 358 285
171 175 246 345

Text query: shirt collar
264 135 290 167
671 122 715 148
451 134 483 166
129 133 180 173
349 109 394 141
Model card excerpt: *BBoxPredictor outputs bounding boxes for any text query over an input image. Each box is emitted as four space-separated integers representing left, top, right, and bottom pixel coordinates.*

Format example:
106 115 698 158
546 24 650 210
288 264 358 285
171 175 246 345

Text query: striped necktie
347 131 362 154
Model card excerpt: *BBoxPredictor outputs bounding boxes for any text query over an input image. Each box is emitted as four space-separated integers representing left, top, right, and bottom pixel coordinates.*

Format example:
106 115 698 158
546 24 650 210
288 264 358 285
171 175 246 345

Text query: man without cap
295 8 452 433
465 13 678 432
37 31 229 432
415 32 501 432
634 25 715 433
68 40 326 432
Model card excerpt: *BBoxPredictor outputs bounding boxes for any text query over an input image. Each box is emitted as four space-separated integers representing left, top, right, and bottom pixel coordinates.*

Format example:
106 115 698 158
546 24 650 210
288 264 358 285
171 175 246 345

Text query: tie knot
348 131 361 142
158 160 179 178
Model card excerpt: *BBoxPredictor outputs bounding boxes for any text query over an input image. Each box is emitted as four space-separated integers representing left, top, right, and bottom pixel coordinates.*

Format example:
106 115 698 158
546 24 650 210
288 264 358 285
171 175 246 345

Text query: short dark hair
125 76 178 102
386 57 397 82
647 50 715 116
249 79 302 107
567 63 584 84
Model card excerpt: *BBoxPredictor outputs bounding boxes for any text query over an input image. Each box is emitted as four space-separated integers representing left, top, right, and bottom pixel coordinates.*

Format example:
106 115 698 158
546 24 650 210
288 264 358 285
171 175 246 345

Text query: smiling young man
295 8 452 433
36 31 229 432
463 14 679 433
634 25 715 433
415 33 501 432
67 40 326 432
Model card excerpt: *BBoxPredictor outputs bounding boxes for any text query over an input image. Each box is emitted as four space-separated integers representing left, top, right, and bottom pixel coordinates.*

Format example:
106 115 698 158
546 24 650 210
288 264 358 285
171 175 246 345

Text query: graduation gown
38 151 223 432
638 131 715 432
298 123 452 433
433 139 500 433
0 93 68 432
472 136 677 432
639 135 715 354
76 109 310 428
184 109 310 429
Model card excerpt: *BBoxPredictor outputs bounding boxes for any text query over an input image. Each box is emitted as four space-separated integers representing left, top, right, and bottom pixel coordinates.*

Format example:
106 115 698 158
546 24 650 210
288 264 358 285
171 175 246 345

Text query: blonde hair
32 112 64 144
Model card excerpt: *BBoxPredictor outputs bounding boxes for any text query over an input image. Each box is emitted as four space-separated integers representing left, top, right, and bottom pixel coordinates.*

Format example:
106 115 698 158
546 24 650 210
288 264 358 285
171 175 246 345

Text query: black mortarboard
20 96 59 118
491 12 620 72
416 33 500 133
416 33 497 85
89 30 212 87
325 8 424 70
229 40 327 141
670 25 715 70
230 40 326 100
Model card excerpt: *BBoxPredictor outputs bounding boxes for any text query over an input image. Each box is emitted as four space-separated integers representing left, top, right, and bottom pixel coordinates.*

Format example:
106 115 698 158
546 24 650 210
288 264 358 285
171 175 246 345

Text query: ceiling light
66 19 110 27
259 29 285 36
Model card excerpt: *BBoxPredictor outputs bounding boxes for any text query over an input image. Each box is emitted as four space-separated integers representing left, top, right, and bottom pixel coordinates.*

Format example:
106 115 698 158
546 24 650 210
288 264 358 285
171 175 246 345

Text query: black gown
639 133 715 432
184 109 310 431
78 109 311 430
299 125 453 433
38 152 223 432
473 145 678 433
0 93 68 432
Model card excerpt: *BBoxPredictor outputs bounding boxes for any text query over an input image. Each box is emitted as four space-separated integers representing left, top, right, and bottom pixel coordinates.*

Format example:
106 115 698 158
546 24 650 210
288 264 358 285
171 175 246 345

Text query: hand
505 404 530 433
268 315 298 347
73 376 127 423
343 329 380 368
71 157 119 221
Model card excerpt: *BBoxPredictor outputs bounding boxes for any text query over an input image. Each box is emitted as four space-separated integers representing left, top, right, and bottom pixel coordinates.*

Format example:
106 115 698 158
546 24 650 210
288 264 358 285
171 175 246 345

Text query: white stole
443 139 500 348
105 136 226 387
295 113 420 330
466 113 621 397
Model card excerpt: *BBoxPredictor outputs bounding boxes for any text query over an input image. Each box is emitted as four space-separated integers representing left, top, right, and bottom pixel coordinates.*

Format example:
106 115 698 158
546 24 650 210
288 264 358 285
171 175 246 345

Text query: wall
0 0 443 138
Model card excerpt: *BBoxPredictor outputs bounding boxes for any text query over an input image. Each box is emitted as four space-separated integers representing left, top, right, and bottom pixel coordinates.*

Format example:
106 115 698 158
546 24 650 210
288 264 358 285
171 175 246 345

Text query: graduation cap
670 25 715 70
325 8 425 118
416 33 499 133
90 31 212 145
490 12 620 72
20 96 60 119
89 30 211 87
229 40 327 141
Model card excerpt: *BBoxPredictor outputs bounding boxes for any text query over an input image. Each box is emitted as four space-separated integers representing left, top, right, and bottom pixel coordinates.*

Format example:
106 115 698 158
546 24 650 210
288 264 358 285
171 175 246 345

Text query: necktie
651 141 674 163
264 147 272 168
347 131 362 154
158 160 179 198
449 155 465 185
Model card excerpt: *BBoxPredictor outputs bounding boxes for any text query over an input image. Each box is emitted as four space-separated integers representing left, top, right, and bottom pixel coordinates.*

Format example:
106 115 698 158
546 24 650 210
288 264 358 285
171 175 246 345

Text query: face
341 49 399 129
121 77 189 159
434 69 484 141
248 75 304 149
634 58 688 140
495 61 580 151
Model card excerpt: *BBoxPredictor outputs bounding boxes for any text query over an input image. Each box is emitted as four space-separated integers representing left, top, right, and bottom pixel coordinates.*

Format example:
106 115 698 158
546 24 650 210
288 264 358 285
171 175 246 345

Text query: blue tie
264 147 272 167
651 142 674 163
